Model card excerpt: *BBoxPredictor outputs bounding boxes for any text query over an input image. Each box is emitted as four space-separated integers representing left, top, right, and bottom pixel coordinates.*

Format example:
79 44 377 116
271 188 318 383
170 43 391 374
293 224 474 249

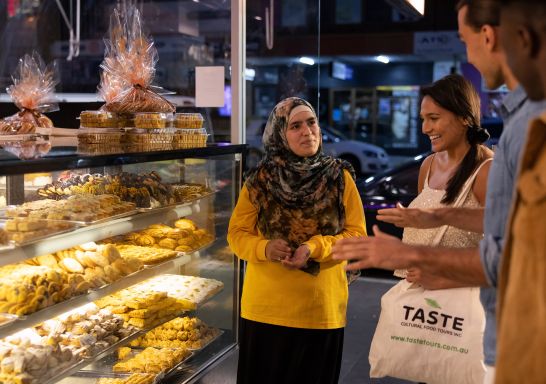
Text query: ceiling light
407 0 425 15
299 57 315 65
255 16 262 21
376 55 390 64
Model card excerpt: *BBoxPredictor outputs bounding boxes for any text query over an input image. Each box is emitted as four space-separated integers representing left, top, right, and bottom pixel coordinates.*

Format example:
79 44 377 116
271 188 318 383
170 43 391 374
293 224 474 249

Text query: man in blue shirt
333 1 546 382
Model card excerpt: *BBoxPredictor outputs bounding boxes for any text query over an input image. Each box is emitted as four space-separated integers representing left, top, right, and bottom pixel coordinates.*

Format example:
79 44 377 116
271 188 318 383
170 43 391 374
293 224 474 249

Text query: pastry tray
132 325 222 352
87 265 145 292
56 209 139 227
79 347 194 378
0 242 15 254
0 218 78 246
187 328 223 351
83 327 144 360
14 290 89 321
108 243 184 268
0 313 18 329
136 200 190 213
136 274 225 311
135 189 216 213
176 238 215 256
0 206 139 227
140 251 184 268
40 328 144 384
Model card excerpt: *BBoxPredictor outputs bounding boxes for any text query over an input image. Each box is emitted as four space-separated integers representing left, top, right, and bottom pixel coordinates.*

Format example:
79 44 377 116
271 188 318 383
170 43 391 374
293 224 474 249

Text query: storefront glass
0 0 236 142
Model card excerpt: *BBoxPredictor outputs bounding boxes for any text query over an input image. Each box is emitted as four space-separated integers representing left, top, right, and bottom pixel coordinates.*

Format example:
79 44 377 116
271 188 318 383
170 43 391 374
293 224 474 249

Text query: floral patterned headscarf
245 97 355 267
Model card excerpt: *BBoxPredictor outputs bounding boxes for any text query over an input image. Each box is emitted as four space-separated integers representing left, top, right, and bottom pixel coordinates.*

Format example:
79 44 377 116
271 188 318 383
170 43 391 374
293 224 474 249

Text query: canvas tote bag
369 161 489 384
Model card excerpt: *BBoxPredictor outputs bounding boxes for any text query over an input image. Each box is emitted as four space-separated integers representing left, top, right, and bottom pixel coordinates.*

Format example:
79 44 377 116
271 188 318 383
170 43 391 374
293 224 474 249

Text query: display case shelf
0 254 191 339
0 145 246 175
0 204 196 267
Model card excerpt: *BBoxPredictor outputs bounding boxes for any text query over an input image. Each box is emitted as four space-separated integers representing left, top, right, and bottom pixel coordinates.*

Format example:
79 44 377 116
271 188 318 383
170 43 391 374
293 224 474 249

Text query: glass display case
0 144 244 384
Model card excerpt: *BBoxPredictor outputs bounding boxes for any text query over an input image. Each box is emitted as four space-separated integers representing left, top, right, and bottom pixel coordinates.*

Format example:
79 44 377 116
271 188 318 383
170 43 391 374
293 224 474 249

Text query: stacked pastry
173 113 203 129
94 290 186 329
77 110 125 153
6 194 135 223
80 110 120 128
130 275 224 311
130 316 220 349
113 244 178 265
0 335 78 384
171 183 211 201
36 172 211 208
4 218 74 244
34 304 137 358
118 218 214 253
27 242 142 289
37 172 159 208
125 112 174 150
0 264 89 316
112 346 190 374
172 113 207 149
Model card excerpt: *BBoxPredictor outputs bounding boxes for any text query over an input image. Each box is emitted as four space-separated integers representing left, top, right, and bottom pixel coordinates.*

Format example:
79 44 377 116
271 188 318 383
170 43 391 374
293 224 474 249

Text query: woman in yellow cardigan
228 97 366 384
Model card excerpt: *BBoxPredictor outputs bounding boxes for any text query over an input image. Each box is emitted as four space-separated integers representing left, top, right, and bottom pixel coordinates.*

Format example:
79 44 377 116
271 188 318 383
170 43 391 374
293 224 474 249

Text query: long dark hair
421 74 490 204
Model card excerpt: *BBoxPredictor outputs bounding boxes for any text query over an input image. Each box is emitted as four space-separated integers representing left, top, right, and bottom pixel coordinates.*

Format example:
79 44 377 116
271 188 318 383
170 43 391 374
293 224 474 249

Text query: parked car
245 126 390 175
354 153 427 278
321 127 390 175
357 153 428 239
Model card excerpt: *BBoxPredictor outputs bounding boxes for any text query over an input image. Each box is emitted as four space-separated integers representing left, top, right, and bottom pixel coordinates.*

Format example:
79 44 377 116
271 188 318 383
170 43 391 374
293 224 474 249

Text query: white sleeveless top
402 157 491 248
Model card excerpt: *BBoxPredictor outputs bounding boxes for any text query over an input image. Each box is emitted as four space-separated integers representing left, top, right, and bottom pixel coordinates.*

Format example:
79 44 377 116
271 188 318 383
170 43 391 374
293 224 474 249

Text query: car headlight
363 150 378 158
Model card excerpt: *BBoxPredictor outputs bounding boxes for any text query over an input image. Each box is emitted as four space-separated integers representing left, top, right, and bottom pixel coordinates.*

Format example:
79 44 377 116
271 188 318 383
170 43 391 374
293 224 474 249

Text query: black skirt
237 318 344 384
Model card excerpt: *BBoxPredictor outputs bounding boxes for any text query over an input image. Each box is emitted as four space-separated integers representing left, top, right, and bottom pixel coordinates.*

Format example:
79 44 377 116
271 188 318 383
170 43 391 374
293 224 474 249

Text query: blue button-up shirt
479 86 546 365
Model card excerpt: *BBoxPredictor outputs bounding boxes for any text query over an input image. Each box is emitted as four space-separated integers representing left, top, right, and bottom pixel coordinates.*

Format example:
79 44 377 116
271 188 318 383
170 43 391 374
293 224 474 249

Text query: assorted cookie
130 316 220 350
6 194 136 223
112 346 190 374
111 219 214 253
94 290 187 329
34 304 137 358
27 242 143 289
131 275 224 311
0 264 89 316
35 171 211 209
0 335 79 384
4 218 74 244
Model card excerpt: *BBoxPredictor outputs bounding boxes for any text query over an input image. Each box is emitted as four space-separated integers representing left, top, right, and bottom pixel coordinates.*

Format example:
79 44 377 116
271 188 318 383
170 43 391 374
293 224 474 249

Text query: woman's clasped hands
265 239 310 269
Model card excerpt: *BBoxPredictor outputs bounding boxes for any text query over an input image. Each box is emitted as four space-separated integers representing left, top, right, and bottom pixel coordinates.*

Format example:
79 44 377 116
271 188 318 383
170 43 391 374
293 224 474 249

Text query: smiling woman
332 74 494 384
419 74 492 205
